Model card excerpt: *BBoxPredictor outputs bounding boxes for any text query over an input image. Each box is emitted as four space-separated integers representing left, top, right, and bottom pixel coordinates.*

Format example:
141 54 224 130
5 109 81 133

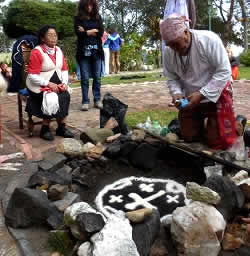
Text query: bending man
160 15 236 150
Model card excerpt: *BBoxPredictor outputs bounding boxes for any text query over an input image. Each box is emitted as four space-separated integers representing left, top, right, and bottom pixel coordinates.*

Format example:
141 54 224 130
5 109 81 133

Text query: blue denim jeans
79 56 102 104
76 62 81 80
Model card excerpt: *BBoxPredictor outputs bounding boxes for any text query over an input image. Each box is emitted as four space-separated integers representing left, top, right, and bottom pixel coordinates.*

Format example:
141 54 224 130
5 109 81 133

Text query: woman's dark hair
77 0 100 20
38 25 57 44
109 27 116 34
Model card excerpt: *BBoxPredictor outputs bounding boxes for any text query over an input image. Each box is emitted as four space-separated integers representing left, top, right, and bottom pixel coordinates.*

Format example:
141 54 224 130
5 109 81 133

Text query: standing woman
74 0 104 111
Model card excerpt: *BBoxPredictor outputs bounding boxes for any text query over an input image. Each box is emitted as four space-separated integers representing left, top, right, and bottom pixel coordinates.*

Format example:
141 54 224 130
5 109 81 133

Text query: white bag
228 136 246 161
41 91 59 116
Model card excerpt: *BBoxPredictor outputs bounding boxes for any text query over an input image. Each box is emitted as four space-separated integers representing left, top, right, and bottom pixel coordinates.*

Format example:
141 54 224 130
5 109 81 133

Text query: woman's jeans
79 56 102 104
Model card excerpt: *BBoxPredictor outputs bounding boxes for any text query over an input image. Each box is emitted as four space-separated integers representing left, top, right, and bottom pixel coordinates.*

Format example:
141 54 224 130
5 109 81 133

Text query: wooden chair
18 43 43 137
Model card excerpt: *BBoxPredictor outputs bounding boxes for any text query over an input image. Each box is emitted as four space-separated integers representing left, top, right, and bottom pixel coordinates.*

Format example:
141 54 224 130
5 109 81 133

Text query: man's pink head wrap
160 15 188 44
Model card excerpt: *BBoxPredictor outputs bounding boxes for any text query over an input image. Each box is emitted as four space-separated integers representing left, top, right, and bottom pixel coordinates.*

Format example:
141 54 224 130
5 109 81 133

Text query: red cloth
28 45 68 74
231 66 239 80
212 81 236 150
101 31 109 45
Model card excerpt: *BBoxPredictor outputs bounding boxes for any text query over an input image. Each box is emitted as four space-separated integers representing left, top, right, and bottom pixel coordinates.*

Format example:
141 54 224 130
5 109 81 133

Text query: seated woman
26 25 73 141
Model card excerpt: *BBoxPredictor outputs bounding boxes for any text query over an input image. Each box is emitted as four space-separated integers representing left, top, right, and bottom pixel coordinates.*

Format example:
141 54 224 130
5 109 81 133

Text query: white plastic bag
228 136 246 161
41 91 59 116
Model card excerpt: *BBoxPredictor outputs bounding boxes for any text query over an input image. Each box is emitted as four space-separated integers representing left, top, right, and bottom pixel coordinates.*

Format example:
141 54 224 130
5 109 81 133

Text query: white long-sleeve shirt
164 30 231 103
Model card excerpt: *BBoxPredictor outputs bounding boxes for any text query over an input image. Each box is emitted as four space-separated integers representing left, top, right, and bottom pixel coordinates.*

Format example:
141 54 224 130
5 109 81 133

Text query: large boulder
204 175 245 220
5 188 52 228
171 201 226 256
132 209 160 256
80 128 114 144
91 212 139 256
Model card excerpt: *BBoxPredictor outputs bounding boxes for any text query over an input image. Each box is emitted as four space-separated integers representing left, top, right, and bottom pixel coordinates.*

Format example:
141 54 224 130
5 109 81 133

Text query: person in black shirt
74 0 104 111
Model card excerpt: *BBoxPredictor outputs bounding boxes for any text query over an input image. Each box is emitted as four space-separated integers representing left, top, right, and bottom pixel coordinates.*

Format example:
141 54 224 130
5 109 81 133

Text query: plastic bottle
152 121 162 135
144 116 152 130
160 126 169 137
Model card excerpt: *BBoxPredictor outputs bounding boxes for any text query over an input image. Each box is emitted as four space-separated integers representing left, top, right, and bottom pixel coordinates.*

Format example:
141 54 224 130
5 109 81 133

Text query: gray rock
132 209 160 256
204 165 223 179
77 212 105 235
64 202 99 240
80 128 114 144
51 192 81 212
48 184 68 201
38 153 67 172
186 182 221 205
5 188 52 228
204 175 245 221
28 170 71 188
56 166 72 185
46 207 64 230
56 138 84 157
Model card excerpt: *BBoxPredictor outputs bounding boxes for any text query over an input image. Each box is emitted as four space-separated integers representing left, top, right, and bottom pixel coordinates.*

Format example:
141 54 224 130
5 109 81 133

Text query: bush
240 50 250 67
120 32 146 71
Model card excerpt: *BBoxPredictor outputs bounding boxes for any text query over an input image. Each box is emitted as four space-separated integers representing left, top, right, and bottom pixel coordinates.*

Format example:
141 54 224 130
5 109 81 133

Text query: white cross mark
125 190 166 210
109 195 123 203
166 195 179 204
139 183 154 193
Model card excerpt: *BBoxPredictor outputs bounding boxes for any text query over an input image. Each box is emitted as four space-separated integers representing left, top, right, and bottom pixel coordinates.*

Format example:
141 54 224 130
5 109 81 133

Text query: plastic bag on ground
100 92 129 135
167 118 182 138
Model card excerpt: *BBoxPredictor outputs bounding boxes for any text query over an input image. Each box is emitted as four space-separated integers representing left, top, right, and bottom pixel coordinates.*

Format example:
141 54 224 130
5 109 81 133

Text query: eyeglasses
46 33 58 38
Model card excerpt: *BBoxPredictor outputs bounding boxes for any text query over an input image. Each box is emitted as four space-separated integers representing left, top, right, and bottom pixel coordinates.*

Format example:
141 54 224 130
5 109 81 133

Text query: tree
0 5 13 52
210 0 247 47
2 0 76 39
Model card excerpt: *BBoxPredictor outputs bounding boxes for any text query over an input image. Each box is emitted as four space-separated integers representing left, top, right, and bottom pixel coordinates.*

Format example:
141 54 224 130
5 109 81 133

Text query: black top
230 56 240 67
74 15 104 61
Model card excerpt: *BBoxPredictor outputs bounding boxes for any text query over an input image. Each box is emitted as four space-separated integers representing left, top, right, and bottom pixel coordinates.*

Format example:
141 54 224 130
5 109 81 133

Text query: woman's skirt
25 90 70 120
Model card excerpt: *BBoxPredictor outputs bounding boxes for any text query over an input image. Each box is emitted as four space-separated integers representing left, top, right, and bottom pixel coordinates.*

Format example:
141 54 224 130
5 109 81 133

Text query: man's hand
186 91 205 109
48 82 59 93
172 94 183 108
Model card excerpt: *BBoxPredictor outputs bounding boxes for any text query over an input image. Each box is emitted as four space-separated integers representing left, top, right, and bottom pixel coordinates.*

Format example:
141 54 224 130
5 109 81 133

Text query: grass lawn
125 109 178 129
239 66 250 80
70 71 165 87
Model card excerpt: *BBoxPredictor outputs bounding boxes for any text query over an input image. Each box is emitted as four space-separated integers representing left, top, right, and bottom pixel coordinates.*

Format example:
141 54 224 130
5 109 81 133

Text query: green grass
70 71 165 87
125 109 178 129
239 66 250 80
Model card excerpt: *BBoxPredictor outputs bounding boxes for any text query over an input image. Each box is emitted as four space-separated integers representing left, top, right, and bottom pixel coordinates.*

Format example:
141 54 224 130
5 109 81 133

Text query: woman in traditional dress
26 25 73 141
